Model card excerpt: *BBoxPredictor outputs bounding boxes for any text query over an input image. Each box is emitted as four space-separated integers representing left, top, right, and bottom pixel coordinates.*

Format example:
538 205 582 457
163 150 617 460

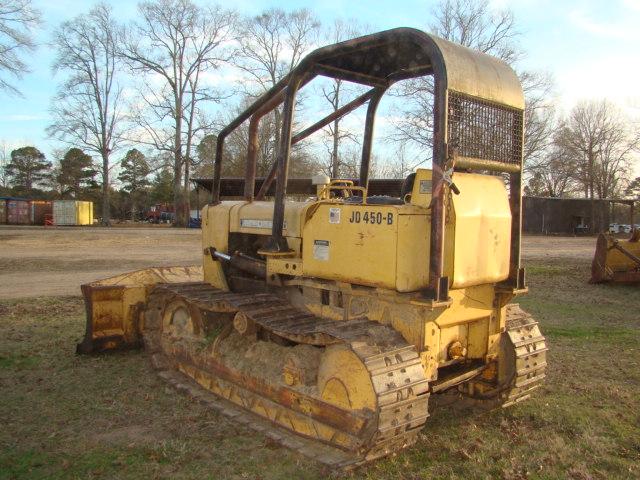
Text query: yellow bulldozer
591 230 640 283
77 28 547 467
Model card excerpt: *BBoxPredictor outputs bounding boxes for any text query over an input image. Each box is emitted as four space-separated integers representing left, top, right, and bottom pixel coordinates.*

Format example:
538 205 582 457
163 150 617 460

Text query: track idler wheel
317 344 377 411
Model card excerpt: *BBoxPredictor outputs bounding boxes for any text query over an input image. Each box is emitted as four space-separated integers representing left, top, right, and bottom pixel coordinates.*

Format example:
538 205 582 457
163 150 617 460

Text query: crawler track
141 282 429 468
502 304 548 407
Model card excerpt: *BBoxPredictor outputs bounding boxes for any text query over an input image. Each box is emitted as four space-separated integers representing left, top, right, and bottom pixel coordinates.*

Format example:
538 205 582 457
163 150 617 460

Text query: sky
1 0 639 172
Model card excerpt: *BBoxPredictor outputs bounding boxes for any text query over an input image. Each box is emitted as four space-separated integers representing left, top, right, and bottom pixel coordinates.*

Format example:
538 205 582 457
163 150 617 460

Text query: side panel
303 204 399 290
302 204 429 291
202 202 245 253
396 214 430 292
409 169 433 207
202 203 241 290
450 173 512 288
228 201 308 238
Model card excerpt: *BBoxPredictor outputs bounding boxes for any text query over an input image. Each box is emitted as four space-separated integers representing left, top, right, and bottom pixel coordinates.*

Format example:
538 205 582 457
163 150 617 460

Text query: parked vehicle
146 203 174 224
158 211 175 224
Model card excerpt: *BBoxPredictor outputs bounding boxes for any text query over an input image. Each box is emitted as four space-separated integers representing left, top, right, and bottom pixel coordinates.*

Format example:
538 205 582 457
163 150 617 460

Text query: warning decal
313 239 330 261
329 207 341 224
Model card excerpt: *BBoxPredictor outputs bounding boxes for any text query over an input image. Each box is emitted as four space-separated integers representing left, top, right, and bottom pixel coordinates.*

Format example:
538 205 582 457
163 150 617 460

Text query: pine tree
118 149 151 220
57 148 97 197
150 167 174 205
6 146 51 193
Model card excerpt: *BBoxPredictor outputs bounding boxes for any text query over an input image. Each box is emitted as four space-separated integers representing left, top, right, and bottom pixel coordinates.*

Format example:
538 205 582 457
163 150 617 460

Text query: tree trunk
588 146 595 233
183 154 190 226
173 160 185 227
173 108 186 228
101 151 110 226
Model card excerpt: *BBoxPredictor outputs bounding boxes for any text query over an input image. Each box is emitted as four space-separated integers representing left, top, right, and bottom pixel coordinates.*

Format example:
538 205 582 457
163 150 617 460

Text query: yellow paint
77 201 93 225
409 169 433 207
228 201 310 238
606 239 640 272
85 168 517 386
302 203 427 292
317 344 377 410
202 202 243 253
268 257 303 276
79 266 203 351
448 173 512 288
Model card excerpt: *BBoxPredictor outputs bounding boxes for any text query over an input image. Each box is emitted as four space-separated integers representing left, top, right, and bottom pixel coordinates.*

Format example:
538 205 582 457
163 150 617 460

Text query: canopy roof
302 27 524 109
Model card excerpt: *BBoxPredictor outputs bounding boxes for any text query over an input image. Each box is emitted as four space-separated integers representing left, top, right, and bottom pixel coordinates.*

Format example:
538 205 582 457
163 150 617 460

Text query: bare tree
626 176 640 199
433 0 519 62
555 100 638 230
318 20 368 178
212 99 318 179
0 0 40 95
0 141 9 188
217 101 279 176
237 8 319 94
390 0 554 170
520 70 555 167
235 8 320 169
525 142 576 198
120 0 235 226
48 3 124 225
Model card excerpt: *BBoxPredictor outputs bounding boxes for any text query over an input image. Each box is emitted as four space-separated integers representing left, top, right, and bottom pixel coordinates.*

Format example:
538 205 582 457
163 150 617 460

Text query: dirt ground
1 226 639 479
0 226 201 298
0 225 597 299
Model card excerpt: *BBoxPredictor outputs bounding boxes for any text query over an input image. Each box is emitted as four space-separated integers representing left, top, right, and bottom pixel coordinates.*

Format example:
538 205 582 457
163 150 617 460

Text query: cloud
568 7 638 39
199 68 245 88
555 51 640 115
0 114 48 122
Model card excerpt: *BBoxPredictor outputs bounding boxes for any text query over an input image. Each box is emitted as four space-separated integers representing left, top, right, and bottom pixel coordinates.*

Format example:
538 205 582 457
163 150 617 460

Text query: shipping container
7 199 31 225
31 200 53 225
0 198 6 224
53 200 94 226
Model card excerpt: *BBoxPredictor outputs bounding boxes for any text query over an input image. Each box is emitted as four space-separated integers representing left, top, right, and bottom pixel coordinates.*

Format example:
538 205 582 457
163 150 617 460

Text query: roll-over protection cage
210 27 525 301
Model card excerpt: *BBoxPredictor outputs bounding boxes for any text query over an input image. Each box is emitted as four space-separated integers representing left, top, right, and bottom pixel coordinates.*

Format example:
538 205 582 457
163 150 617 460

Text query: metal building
523 196 635 235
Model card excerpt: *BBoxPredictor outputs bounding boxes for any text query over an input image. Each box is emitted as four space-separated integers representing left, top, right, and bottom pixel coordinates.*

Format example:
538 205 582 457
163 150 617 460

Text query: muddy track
141 282 430 468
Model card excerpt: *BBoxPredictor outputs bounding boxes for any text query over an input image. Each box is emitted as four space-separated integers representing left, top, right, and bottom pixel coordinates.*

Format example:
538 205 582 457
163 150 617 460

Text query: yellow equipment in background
591 230 640 283
77 28 547 468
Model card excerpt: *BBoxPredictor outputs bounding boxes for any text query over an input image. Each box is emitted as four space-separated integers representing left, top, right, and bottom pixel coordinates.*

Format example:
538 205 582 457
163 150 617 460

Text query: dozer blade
77 266 203 353
590 231 640 284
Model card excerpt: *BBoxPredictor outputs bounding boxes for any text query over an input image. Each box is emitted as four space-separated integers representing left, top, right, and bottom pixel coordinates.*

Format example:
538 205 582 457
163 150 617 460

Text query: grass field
0 232 639 479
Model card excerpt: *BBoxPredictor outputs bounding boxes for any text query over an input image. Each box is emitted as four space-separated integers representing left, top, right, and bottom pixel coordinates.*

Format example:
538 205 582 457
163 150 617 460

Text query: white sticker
240 218 272 229
313 240 330 261
240 219 287 230
329 207 341 224
419 179 432 194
